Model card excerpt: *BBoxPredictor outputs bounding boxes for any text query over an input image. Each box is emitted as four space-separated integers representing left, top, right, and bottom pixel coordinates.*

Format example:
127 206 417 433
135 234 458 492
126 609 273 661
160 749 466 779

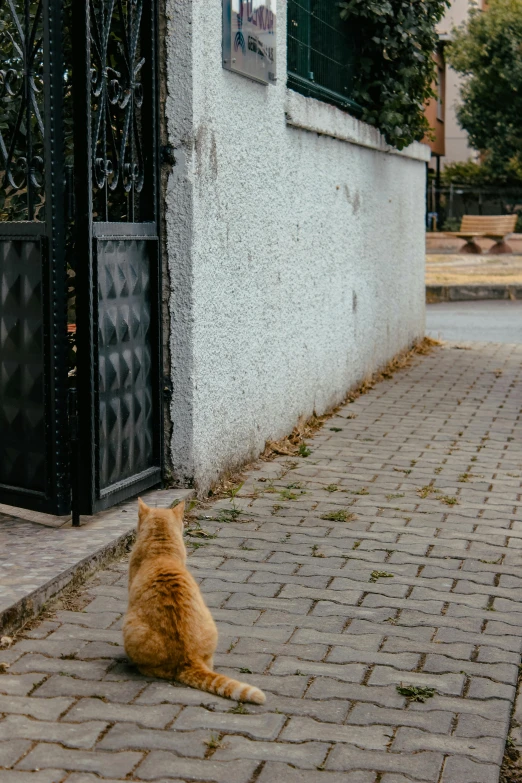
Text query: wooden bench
447 215 518 254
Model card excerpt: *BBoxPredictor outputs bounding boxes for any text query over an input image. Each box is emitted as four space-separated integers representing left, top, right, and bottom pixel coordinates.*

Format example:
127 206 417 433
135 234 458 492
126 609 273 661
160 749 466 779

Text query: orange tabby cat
123 498 265 704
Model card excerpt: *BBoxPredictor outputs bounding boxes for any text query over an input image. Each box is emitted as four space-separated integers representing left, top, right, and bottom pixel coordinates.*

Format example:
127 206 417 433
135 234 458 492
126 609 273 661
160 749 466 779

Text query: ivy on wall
339 0 449 150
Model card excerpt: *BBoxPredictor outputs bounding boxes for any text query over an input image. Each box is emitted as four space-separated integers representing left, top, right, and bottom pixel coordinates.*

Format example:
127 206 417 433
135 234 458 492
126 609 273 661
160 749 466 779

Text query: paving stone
467 676 515 702
67 776 184 783
212 735 329 768
454 712 508 739
54 610 121 629
98 723 209 757
241 693 349 722
253 610 353 633
17 744 142 776
0 772 65 783
256 763 375 783
305 679 406 708
0 674 47 697
0 740 31 768
173 706 285 740
392 726 504 764
326 646 419 669
216 669 309 698
0 695 73 720
347 703 454 733
409 694 510 723
46 626 122 644
423 653 518 684
134 754 258 782
31 675 144 703
213 651 273 673
134 682 232 708
440 756 500 783
368 667 465 696
231 637 328 661
216 622 293 643
67 777 184 783
280 716 392 748
326 746 444 780
65 698 180 728
9 655 110 680
12 639 87 658
270 656 366 683
82 596 126 614
0 714 107 749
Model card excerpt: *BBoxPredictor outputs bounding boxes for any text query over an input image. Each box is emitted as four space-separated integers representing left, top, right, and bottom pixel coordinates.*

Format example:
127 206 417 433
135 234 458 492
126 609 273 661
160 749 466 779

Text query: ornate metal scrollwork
0 0 45 221
90 0 146 221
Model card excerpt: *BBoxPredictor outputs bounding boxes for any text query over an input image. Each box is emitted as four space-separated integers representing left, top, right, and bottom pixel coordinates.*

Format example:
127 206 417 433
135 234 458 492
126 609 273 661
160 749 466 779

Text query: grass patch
321 510 357 522
204 735 226 751
440 495 459 506
228 703 249 714
325 484 338 493
218 508 242 523
417 485 436 499
186 529 216 539
370 570 394 583
396 684 436 702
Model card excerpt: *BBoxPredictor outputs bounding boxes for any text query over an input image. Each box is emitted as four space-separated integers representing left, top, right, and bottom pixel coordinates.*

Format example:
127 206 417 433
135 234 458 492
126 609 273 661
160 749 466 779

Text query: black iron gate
0 0 162 519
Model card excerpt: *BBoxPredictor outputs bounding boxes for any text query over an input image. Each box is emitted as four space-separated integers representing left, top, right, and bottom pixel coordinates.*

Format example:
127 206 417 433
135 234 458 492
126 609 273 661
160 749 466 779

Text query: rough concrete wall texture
165 0 430 493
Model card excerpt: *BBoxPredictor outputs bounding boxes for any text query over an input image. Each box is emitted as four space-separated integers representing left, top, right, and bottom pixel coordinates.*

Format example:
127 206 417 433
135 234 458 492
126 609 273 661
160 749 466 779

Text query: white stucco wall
165 0 430 493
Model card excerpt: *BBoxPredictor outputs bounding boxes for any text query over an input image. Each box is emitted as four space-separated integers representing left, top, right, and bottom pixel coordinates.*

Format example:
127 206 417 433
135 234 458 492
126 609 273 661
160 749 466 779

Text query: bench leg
488 240 513 254
459 240 482 254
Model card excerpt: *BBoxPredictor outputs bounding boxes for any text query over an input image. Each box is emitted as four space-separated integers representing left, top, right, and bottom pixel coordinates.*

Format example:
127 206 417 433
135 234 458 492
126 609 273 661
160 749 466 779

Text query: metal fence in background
287 0 361 114
426 183 522 232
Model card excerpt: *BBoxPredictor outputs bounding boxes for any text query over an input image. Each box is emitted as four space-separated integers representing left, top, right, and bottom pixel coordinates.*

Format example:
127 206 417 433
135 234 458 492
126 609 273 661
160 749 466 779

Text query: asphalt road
426 300 522 343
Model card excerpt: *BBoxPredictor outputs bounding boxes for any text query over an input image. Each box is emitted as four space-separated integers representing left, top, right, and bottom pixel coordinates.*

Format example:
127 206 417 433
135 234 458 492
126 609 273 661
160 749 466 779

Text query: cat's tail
178 662 266 704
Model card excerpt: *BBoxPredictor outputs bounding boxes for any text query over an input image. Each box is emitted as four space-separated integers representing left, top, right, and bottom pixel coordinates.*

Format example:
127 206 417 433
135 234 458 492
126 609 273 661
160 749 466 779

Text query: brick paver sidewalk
1 342 521 783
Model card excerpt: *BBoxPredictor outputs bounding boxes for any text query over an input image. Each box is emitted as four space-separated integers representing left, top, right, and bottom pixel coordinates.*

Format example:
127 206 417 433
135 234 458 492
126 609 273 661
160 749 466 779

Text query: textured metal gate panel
96 236 159 505
0 0 69 515
0 239 46 495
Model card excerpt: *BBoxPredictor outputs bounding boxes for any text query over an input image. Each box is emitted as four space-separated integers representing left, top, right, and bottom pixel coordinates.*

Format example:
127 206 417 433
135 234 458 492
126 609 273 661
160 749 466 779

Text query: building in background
431 0 482 170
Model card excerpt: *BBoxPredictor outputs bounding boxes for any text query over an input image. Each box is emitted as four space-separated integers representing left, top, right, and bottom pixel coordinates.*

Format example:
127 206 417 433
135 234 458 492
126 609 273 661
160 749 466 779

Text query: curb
0 487 195 636
426 284 522 303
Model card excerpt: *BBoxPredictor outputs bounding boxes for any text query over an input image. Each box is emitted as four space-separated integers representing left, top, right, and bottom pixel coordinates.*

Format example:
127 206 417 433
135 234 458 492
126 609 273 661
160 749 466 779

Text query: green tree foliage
447 0 522 180
339 0 449 150
441 158 522 185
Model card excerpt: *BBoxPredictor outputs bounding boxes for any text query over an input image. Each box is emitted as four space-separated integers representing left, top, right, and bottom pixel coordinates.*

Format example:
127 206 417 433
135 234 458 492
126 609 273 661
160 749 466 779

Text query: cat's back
130 552 197 602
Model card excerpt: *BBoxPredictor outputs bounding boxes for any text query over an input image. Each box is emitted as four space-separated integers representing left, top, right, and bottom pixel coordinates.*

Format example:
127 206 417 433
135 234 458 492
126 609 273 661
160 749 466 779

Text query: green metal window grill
287 0 362 115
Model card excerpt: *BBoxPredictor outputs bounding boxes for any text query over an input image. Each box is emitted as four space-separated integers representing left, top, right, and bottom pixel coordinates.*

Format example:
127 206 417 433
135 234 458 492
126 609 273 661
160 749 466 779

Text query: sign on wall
223 0 277 86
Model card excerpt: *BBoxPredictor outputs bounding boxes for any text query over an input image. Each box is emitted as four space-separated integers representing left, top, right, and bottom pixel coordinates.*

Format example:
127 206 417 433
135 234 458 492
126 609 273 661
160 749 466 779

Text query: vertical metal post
71 0 95 515
68 388 80 526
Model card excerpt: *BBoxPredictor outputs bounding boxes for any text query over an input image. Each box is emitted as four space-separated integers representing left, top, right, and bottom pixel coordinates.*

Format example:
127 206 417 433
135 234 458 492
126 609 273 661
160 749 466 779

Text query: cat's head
137 497 186 537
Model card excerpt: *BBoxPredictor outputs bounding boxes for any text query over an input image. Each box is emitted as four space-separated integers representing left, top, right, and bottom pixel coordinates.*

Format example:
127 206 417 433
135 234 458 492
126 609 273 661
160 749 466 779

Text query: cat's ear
138 497 149 517
170 499 185 519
